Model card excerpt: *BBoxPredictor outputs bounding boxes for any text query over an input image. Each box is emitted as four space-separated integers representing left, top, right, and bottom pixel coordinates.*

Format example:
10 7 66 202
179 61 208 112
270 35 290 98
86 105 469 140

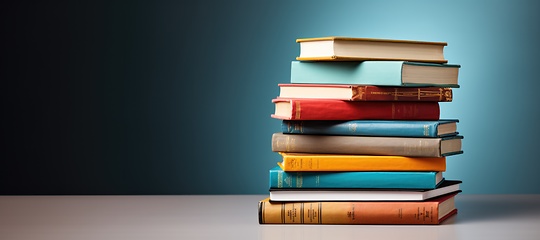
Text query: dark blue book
282 119 459 138
269 166 443 190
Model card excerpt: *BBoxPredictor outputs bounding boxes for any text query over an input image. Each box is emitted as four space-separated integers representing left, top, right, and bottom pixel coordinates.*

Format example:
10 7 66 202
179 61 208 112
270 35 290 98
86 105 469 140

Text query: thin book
269 180 462 201
296 36 449 63
281 119 459 138
277 84 453 101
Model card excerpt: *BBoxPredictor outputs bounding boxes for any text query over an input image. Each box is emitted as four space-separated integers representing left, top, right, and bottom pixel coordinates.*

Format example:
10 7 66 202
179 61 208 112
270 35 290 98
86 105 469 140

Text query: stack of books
258 37 464 225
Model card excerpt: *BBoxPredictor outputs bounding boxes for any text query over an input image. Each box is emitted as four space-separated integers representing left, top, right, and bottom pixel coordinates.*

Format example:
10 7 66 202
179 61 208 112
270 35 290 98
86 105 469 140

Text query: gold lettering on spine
306 203 320 223
277 171 283 188
284 135 295 152
423 124 429 136
295 101 301 119
444 88 452 101
292 121 304 133
296 172 303 188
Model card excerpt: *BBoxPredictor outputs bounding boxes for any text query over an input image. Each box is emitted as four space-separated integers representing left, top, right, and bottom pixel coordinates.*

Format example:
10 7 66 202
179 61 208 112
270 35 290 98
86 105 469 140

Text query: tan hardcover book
296 36 448 63
271 133 463 157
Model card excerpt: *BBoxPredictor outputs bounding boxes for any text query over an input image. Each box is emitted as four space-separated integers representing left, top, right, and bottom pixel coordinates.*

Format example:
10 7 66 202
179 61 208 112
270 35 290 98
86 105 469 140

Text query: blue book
269 166 444 190
290 61 460 87
282 119 459 138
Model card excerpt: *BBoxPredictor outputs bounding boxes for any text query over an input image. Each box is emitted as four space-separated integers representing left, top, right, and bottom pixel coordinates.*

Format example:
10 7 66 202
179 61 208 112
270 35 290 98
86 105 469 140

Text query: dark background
2 0 540 194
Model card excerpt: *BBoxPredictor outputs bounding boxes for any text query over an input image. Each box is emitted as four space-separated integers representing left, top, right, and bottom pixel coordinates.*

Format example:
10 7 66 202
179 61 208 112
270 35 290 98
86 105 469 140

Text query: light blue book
282 119 459 138
290 61 460 87
269 166 444 189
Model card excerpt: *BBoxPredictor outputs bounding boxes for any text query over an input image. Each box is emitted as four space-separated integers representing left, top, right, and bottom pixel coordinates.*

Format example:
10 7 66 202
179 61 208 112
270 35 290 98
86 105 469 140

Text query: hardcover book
277 152 446 172
259 192 459 224
271 133 463 157
271 98 440 121
277 84 453 101
290 61 460 87
296 36 448 63
282 119 459 137
269 180 462 202
269 166 443 189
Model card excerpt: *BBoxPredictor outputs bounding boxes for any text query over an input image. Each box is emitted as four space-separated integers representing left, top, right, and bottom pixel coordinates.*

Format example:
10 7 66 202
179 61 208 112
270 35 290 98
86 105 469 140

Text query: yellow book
278 152 446 171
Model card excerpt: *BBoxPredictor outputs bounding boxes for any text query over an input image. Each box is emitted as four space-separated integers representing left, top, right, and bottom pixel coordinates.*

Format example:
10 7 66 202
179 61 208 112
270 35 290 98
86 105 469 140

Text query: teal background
2 0 539 194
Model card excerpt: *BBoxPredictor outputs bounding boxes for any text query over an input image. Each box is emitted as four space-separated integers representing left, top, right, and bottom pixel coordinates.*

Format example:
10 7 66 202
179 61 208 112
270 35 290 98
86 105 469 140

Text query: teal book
282 119 459 138
269 166 444 189
290 61 460 87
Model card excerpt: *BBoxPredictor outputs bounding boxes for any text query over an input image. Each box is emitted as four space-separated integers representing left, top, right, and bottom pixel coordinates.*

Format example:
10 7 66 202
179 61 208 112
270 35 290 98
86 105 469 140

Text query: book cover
269 180 462 202
278 152 446 172
290 61 460 87
259 192 459 224
272 133 463 157
296 36 448 63
282 119 459 137
277 84 453 101
269 166 443 189
271 98 440 121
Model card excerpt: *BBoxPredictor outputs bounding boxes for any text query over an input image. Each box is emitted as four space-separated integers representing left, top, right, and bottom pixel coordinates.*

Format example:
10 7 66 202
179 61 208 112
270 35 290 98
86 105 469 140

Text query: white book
269 180 461 202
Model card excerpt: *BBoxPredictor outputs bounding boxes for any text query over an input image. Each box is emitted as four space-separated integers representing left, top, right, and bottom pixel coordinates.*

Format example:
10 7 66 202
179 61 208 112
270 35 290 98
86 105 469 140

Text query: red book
277 84 453 102
271 98 439 120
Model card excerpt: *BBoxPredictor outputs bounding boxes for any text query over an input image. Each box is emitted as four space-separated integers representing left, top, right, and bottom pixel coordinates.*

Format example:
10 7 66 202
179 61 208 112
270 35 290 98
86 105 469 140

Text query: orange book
258 192 459 225
278 152 446 172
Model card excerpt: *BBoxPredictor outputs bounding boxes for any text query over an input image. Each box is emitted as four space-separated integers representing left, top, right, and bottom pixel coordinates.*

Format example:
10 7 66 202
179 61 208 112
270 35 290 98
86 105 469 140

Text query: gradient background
2 0 539 195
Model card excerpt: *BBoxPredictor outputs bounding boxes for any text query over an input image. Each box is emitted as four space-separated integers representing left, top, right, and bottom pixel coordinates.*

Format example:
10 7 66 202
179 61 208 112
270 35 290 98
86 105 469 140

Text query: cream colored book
296 36 448 63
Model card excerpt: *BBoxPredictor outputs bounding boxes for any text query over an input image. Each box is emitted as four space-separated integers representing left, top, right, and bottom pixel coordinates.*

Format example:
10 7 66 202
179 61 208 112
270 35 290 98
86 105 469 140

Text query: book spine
273 100 440 121
279 154 446 172
269 168 439 189
353 86 452 101
259 200 445 224
271 133 443 157
282 120 442 137
290 61 405 85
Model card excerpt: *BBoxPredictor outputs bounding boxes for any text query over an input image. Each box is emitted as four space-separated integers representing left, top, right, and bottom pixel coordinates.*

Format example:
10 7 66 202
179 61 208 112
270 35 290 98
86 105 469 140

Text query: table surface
1 194 539 240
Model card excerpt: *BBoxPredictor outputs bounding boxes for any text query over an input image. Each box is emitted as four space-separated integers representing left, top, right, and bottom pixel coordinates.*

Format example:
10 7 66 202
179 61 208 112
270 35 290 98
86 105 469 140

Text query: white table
1 194 539 240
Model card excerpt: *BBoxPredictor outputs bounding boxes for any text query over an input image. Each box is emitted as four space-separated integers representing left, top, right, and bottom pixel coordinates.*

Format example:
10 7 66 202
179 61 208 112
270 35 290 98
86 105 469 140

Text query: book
269 180 462 201
258 191 459 224
296 36 448 63
277 84 453 102
282 119 459 138
290 61 460 87
271 133 463 157
271 98 440 121
277 152 446 172
269 166 443 189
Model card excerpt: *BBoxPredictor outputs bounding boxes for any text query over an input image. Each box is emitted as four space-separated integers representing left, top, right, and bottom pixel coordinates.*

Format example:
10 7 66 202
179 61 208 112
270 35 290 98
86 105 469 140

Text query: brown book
277 84 452 102
296 36 448 63
258 192 459 225
271 133 463 157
